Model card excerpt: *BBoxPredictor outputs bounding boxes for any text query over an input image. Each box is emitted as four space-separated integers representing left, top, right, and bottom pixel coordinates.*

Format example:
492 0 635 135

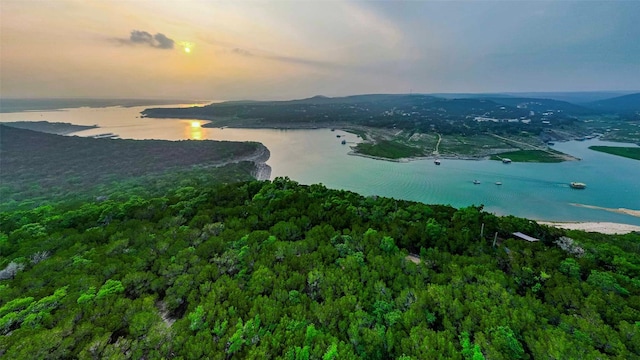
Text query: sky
1 0 639 100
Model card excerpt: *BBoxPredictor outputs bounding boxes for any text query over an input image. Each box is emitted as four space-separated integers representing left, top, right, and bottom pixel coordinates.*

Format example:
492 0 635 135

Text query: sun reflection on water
185 121 204 140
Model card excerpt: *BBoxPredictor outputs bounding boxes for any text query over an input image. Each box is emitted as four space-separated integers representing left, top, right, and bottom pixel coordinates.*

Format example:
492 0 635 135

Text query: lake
2 104 639 226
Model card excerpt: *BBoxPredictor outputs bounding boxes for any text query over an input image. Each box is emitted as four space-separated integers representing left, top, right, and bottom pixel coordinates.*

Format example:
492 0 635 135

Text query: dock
92 132 119 139
512 232 539 242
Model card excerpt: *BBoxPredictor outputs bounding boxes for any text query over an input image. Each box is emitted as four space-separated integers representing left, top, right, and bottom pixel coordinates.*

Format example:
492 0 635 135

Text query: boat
502 158 512 164
336 135 341 138
495 181 502 185
434 159 441 165
570 182 586 189
341 139 346 145
473 180 481 185
92 133 118 139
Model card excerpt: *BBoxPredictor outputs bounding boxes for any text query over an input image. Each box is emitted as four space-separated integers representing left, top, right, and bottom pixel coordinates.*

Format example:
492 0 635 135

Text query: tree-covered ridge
1 178 639 359
0 125 268 208
142 94 585 137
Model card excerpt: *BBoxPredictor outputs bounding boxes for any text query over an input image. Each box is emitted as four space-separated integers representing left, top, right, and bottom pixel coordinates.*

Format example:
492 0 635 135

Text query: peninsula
0 124 270 208
142 93 640 162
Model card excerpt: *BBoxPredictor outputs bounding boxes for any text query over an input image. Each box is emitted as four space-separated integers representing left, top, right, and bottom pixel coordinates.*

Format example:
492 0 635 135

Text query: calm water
2 105 639 225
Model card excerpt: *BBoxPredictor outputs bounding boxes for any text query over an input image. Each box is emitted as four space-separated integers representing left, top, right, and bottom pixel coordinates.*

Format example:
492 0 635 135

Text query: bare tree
31 251 50 264
0 262 25 280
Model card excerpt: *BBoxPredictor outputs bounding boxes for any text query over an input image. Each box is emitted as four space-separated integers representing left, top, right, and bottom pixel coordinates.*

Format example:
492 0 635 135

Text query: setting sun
190 121 200 127
181 41 193 54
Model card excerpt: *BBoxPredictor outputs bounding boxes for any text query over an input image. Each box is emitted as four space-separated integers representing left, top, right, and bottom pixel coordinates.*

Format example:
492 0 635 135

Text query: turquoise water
255 130 640 226
2 106 639 225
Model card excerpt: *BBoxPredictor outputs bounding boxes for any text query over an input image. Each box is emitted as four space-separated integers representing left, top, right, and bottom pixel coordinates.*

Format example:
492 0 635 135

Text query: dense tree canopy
1 177 639 359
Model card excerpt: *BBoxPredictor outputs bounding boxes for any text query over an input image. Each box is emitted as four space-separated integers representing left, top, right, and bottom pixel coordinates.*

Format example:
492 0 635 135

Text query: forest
0 125 267 209
1 174 639 359
141 94 584 137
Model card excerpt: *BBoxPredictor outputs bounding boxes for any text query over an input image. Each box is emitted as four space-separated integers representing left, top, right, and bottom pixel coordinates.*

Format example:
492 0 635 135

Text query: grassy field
343 128 369 140
439 134 516 156
589 146 640 160
355 140 424 159
490 150 565 163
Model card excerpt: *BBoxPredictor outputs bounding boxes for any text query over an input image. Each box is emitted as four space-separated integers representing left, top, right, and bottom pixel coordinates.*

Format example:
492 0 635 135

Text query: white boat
495 181 502 185
473 180 481 184
570 182 586 189
434 159 441 165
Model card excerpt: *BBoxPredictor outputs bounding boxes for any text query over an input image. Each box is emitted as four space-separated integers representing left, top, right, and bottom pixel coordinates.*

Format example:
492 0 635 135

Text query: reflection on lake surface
2 105 639 225
187 121 204 140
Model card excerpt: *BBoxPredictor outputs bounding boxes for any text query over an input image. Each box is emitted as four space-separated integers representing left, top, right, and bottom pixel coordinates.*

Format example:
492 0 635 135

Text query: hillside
483 97 597 115
586 93 640 113
0 178 638 358
141 95 543 130
0 125 269 208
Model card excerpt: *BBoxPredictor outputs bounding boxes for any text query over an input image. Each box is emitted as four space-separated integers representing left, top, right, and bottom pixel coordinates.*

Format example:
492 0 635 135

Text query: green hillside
589 146 640 161
1 178 638 359
0 125 267 209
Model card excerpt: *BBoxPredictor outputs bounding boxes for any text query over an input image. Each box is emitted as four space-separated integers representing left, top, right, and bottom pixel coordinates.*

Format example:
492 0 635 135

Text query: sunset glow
1 1 638 100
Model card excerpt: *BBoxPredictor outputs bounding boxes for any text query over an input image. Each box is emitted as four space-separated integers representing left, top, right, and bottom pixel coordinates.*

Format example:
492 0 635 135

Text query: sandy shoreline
570 203 640 218
537 221 640 234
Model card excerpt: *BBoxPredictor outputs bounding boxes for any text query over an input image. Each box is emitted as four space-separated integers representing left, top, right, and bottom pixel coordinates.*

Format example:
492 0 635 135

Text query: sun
190 121 200 128
181 41 194 54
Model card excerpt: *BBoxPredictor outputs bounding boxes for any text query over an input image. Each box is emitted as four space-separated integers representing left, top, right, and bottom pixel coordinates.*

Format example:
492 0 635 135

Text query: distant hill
585 93 640 113
220 94 442 106
428 93 514 99
483 97 597 115
141 93 591 137
502 91 637 103
0 98 203 113
141 94 525 129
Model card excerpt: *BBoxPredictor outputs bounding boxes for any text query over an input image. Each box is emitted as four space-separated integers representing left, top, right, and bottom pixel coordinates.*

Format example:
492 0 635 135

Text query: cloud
153 33 174 49
231 47 347 71
130 30 153 44
118 30 175 49
232 48 252 56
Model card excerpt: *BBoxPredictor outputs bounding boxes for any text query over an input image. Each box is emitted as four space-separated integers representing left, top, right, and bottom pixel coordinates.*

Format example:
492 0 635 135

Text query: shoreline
199 122 569 163
346 150 485 163
569 203 640 218
537 221 640 234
